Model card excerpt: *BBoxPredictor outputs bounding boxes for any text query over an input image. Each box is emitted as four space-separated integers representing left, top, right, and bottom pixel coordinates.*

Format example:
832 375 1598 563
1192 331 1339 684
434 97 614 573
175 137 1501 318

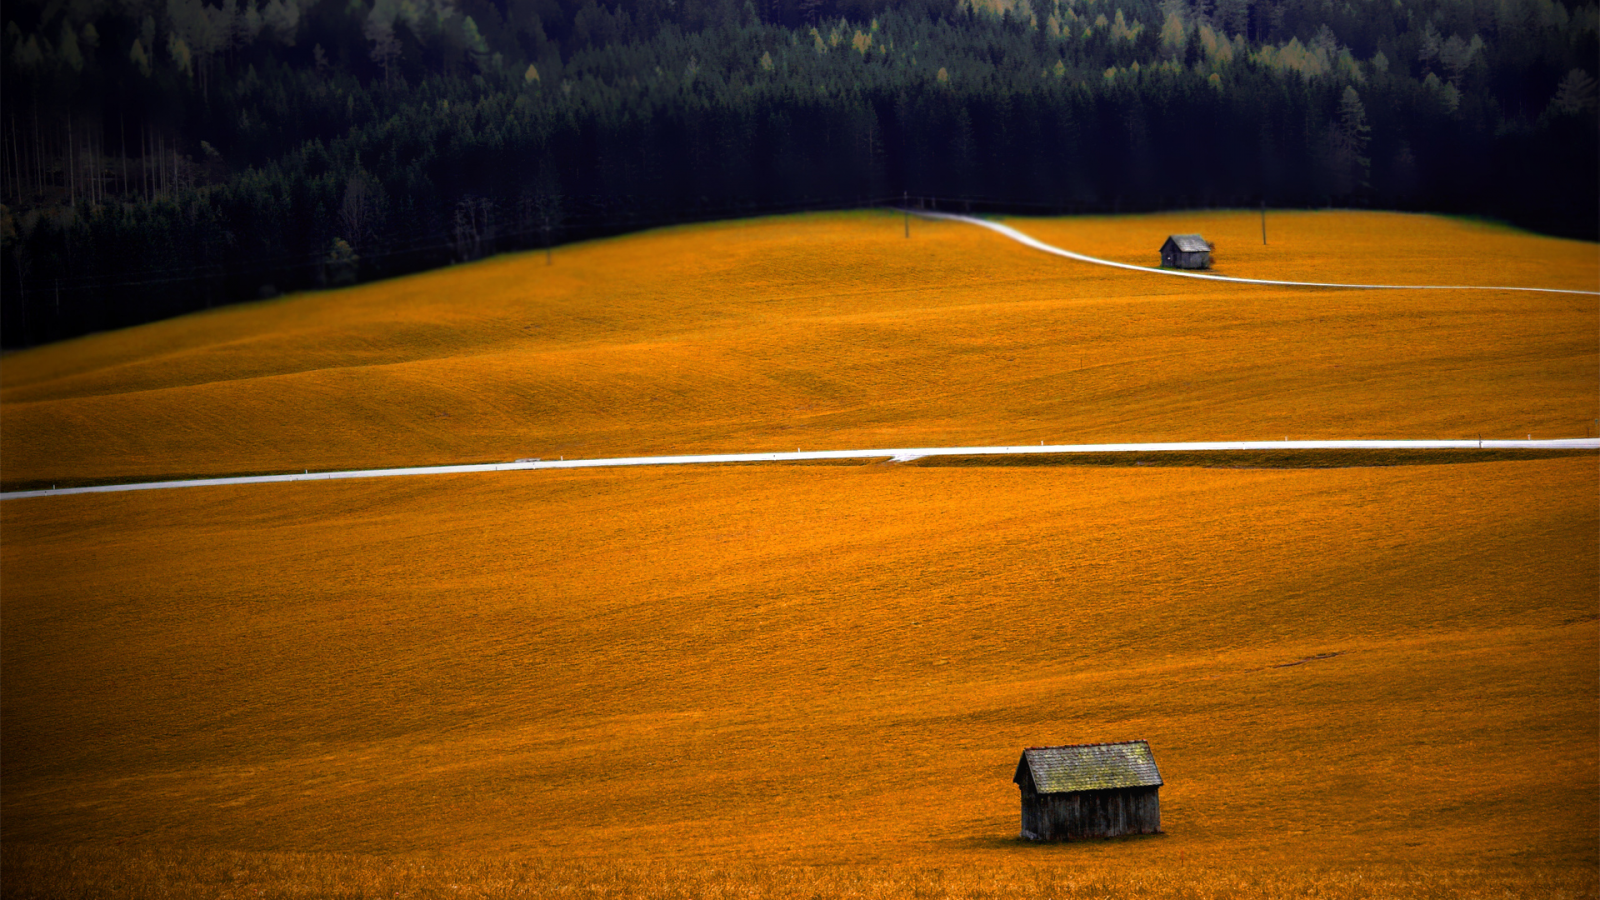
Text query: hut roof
1164 234 1212 253
1015 741 1163 793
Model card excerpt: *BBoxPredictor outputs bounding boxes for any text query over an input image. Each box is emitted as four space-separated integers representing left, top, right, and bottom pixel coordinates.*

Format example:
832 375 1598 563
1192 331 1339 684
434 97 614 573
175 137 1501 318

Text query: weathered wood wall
1159 244 1211 269
1019 786 1161 841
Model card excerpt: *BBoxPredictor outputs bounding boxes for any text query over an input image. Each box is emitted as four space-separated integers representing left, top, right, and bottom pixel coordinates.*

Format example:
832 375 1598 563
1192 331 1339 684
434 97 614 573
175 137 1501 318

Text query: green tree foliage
1 0 1595 344
1330 85 1370 195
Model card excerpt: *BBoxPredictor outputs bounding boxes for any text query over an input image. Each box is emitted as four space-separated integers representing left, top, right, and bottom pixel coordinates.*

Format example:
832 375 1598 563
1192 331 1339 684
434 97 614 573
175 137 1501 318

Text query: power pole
1260 199 1267 245
903 191 909 238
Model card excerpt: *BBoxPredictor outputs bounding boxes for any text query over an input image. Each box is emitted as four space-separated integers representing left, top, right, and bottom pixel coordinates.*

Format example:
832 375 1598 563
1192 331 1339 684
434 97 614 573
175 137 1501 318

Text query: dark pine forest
2 0 1596 345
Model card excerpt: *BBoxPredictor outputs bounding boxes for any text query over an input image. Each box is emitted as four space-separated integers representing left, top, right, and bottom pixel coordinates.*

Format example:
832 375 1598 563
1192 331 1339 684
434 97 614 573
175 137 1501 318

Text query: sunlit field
2 211 1596 898
3 459 1596 896
2 210 1595 488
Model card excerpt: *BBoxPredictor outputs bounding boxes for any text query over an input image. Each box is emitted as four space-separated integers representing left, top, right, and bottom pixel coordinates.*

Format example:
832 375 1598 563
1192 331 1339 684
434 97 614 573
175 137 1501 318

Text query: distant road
4 439 1595 500
918 210 1600 296
8 215 1595 503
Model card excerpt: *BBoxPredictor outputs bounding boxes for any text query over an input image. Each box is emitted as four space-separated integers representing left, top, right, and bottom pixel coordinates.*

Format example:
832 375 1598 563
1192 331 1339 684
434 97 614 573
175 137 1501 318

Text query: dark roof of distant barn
1015 741 1163 793
1163 234 1212 253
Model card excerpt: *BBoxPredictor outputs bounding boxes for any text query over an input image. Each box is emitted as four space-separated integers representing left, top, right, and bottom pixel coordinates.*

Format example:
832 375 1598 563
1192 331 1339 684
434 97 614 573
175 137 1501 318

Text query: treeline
2 0 1596 345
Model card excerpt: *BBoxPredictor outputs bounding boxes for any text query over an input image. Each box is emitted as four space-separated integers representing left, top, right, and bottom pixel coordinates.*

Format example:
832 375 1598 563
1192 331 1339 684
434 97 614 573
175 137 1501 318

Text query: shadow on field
6 450 1591 494
945 831 1171 853
908 449 1596 470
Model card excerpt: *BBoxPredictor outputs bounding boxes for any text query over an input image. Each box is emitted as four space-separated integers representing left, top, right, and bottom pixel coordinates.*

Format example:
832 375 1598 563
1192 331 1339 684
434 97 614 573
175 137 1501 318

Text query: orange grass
2 210 1596 487
3 847 1597 900
1015 209 1600 291
3 459 1595 896
2 211 1596 897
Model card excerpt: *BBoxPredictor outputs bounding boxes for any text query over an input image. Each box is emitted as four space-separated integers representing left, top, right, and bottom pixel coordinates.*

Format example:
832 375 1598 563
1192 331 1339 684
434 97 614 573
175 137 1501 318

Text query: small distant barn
1013 741 1164 841
1160 234 1213 269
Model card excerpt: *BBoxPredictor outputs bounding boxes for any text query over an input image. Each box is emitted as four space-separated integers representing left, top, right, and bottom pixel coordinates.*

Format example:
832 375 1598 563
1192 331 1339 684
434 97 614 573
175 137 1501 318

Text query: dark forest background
2 0 1596 346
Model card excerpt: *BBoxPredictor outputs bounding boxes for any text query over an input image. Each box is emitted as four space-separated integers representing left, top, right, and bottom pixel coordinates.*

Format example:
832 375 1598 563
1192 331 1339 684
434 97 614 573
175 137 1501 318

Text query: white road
4 439 1595 500
7 213 1594 502
918 210 1600 296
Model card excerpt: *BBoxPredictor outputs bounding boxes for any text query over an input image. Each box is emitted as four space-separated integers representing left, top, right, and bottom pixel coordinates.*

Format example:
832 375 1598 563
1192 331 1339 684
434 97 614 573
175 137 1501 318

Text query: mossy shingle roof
1015 741 1163 793
1163 234 1212 253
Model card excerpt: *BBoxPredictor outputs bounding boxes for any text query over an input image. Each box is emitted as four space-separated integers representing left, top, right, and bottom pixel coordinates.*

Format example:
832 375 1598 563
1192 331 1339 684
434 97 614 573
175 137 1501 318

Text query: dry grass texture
4 460 1596 896
5 847 1597 900
3 210 1596 487
2 211 1596 897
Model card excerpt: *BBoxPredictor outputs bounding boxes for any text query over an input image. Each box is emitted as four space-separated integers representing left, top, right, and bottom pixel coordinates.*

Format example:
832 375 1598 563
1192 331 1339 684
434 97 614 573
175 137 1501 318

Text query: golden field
2 460 1596 896
1 210 1595 487
1 210 1597 897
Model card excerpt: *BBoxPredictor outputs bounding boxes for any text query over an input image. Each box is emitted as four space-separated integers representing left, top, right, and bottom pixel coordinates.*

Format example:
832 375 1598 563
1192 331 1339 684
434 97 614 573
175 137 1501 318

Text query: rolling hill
2 210 1595 898
3 210 1596 490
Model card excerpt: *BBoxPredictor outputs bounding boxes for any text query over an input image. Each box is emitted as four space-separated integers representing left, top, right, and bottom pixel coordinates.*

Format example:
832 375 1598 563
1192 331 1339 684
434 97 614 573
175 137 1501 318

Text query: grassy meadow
2 209 1596 488
2 210 1597 897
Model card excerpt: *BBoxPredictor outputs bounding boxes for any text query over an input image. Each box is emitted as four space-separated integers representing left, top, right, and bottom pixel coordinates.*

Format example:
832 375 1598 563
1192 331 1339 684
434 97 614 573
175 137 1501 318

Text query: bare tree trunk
78 116 87 205
15 113 27 199
12 113 20 200
67 115 75 207
3 117 11 202
32 104 43 199
6 114 15 200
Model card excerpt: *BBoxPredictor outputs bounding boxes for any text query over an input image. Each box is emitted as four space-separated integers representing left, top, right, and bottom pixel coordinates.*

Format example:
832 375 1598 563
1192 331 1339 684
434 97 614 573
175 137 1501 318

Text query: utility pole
1260 198 1267 245
903 191 909 238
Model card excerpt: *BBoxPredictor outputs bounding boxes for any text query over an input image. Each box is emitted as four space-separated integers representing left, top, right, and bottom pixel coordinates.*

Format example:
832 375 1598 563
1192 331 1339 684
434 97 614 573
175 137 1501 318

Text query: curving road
3 438 1595 500
6 214 1594 502
917 210 1600 296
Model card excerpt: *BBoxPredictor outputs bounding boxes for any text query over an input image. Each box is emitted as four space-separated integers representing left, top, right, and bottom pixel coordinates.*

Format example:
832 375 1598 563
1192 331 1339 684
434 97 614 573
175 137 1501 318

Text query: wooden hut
1160 235 1213 269
1013 741 1163 841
